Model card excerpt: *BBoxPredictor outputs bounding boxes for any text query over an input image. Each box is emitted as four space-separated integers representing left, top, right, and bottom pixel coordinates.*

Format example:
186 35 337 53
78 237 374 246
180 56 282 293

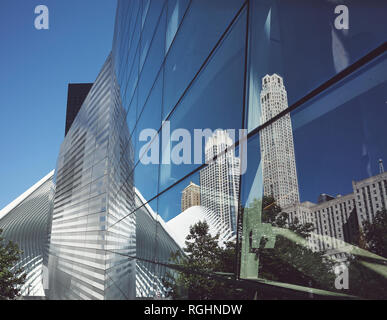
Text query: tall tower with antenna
259 74 300 208
379 159 384 174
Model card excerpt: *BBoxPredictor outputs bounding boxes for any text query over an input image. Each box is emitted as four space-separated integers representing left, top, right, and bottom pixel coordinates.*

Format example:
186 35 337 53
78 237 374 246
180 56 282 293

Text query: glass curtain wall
47 0 387 300
111 0 387 300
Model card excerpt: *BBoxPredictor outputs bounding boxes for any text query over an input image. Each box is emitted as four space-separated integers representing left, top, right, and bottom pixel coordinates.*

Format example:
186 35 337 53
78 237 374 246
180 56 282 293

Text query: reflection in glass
240 53 387 299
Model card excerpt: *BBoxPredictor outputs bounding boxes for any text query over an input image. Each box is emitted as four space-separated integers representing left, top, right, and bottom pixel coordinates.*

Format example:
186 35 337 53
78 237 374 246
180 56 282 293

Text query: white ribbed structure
166 206 235 249
47 55 136 300
134 188 182 298
260 74 300 207
0 171 54 296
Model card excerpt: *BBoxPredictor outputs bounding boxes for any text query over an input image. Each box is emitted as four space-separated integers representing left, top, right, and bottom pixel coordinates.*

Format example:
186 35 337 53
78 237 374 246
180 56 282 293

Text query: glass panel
165 0 190 54
138 7 166 114
159 8 246 190
123 46 140 113
142 0 151 30
133 71 164 202
140 0 166 71
116 1 137 85
240 52 387 299
156 165 255 299
126 87 138 138
163 0 245 119
246 0 387 133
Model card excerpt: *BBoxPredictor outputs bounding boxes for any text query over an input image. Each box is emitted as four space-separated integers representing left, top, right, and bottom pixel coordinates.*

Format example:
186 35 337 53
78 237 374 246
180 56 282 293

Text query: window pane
246 0 387 132
165 0 190 55
163 0 245 119
138 8 166 113
140 0 166 71
159 8 247 190
239 52 387 299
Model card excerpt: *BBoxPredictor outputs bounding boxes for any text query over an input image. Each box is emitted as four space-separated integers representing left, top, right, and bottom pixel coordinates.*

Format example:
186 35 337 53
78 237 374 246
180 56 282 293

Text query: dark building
65 83 93 136
343 208 360 246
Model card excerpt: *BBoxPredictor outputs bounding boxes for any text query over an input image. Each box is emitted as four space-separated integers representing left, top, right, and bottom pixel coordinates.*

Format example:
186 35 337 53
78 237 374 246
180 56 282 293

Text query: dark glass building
65 83 93 136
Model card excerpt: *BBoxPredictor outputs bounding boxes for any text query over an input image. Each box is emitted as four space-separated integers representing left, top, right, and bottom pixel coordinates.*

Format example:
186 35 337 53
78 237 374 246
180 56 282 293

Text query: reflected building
181 182 200 212
317 193 336 204
199 130 240 235
353 160 387 227
284 194 358 257
285 161 387 259
260 74 300 208
0 171 54 297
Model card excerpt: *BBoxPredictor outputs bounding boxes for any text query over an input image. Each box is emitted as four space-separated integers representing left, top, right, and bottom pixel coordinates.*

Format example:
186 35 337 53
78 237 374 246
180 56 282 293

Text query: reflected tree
254 196 337 292
163 197 387 299
345 209 387 299
163 221 255 299
0 229 26 300
362 208 387 258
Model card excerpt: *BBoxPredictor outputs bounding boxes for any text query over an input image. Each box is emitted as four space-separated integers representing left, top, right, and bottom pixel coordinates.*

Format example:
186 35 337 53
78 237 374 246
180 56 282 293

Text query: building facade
260 74 300 208
181 181 200 212
200 130 240 235
134 189 182 298
284 194 358 255
46 55 137 300
285 166 387 256
353 168 387 228
0 171 54 296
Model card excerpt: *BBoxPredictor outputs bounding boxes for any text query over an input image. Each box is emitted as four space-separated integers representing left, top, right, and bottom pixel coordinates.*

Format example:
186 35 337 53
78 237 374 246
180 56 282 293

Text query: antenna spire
379 159 384 174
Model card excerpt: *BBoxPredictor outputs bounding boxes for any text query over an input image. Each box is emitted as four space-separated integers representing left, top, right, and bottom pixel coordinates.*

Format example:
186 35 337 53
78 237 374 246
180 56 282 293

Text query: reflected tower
181 182 200 212
200 130 240 234
260 74 300 207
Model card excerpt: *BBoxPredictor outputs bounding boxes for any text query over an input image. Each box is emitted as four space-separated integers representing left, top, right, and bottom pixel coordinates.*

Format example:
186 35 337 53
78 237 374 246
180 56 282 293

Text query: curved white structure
0 171 54 296
167 206 235 249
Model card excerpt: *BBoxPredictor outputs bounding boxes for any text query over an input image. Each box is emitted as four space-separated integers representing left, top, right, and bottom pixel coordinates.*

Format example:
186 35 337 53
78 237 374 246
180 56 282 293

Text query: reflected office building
200 130 240 235
285 162 387 260
260 74 300 208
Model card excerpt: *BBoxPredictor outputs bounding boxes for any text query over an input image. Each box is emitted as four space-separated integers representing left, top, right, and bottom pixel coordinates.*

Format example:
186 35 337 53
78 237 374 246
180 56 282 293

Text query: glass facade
44 0 387 299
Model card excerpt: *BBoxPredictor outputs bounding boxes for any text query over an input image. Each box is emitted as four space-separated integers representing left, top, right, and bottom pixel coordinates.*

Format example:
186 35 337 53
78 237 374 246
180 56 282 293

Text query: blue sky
0 1 117 209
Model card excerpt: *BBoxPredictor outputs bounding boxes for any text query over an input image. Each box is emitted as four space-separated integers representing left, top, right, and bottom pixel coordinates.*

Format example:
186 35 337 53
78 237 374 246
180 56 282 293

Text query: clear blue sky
0 0 117 209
